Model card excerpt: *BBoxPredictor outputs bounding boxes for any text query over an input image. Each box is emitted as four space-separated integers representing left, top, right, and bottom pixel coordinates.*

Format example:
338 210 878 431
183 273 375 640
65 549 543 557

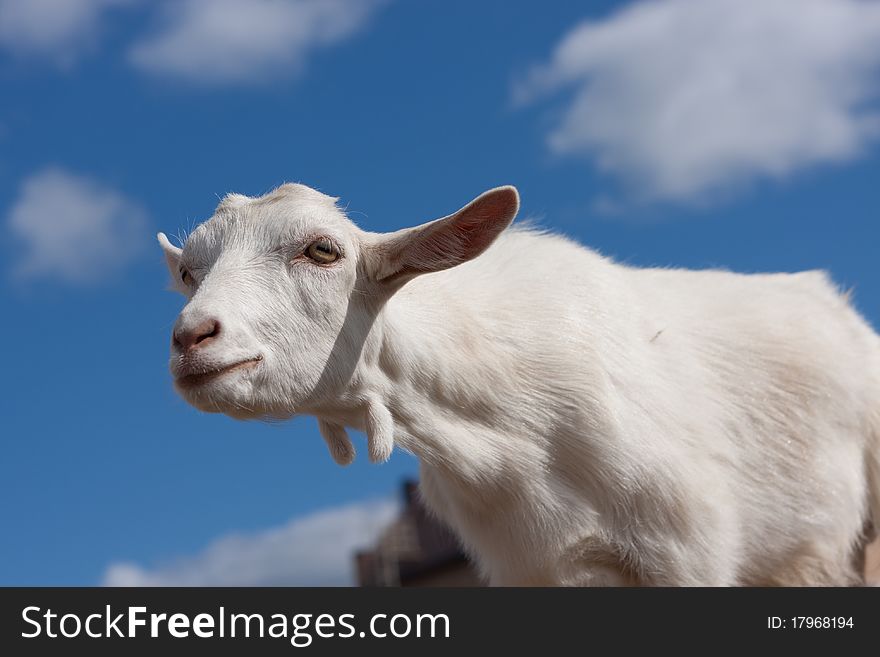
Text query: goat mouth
175 356 263 390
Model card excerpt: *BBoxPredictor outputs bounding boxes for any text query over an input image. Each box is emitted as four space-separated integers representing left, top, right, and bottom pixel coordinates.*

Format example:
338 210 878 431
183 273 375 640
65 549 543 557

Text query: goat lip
175 357 262 389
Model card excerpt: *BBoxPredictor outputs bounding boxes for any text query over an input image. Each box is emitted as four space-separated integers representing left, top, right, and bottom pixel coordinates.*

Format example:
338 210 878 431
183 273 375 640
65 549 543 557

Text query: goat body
385 229 880 585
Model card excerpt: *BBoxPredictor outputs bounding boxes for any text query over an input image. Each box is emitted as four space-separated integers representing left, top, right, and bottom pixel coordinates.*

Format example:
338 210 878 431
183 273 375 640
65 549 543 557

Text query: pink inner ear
397 187 519 277
453 190 518 258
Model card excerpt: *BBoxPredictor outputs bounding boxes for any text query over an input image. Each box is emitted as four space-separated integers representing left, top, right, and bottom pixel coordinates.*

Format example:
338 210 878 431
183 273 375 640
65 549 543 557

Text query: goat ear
157 232 184 292
369 186 519 286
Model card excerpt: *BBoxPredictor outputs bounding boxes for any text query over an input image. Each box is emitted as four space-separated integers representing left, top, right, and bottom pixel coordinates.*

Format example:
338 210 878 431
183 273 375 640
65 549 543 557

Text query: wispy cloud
102 497 398 586
516 0 880 204
129 0 387 85
5 168 148 284
0 0 134 63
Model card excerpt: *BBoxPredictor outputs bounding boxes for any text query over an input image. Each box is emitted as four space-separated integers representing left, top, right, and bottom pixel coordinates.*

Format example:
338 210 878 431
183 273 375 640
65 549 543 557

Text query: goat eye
305 238 339 264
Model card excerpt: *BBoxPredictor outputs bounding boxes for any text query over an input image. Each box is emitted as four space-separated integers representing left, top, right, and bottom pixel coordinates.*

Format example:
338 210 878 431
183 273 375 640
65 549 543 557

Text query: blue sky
1 0 879 585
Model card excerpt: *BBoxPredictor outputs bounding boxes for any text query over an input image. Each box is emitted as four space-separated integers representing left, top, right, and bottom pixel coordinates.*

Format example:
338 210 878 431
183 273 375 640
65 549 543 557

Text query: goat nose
173 318 221 352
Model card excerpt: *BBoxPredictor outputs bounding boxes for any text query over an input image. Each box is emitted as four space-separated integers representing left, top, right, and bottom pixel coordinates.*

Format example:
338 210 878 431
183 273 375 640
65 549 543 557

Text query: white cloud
516 0 880 203
102 497 399 586
129 0 387 84
0 0 134 62
5 168 147 284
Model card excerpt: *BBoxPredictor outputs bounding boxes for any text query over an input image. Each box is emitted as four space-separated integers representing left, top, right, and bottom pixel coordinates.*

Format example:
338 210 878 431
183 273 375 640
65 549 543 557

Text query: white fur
158 182 880 586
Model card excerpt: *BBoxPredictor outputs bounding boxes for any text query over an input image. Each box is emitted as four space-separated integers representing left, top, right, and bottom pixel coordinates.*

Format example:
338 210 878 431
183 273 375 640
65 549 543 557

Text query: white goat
158 183 880 586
